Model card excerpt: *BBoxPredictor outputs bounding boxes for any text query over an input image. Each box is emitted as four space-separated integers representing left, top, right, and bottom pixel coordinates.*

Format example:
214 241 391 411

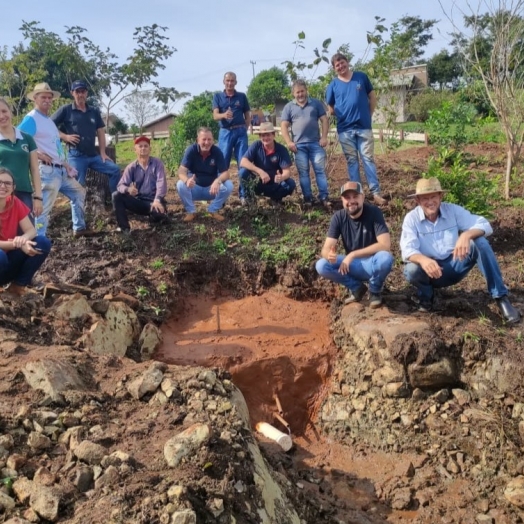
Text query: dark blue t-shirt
52 103 105 157
243 141 292 181
212 90 250 129
181 144 226 187
326 72 374 132
327 203 389 253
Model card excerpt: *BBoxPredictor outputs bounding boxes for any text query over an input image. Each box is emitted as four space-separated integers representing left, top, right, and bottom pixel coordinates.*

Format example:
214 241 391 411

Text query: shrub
407 90 455 122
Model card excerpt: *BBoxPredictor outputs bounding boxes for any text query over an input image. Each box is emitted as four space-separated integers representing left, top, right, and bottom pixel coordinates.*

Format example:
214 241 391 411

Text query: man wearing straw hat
18 83 90 237
316 181 393 308
239 122 296 206
400 177 521 323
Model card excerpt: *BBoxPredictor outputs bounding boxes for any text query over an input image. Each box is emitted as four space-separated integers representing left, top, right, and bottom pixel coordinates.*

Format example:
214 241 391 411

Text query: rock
94 465 119 489
0 491 16 510
476 515 493 523
412 388 426 400
53 293 94 320
29 485 60 522
452 388 470 406
446 458 460 474
409 357 460 389
208 497 224 518
27 431 52 450
198 370 217 387
139 323 163 359
164 424 211 468
74 440 106 465
22 508 39 523
101 450 132 468
391 487 412 510
74 466 93 492
504 476 524 508
170 510 197 524
432 389 450 403
0 434 14 450
34 466 56 486
13 477 33 503
22 359 87 403
7 454 26 471
4 518 32 524
127 365 164 400
167 485 185 501
383 382 410 398
83 301 139 357
91 299 110 315
103 292 140 310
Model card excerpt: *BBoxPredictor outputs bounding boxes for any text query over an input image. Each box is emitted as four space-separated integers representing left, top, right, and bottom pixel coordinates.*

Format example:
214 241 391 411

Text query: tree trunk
505 147 514 200
84 145 118 218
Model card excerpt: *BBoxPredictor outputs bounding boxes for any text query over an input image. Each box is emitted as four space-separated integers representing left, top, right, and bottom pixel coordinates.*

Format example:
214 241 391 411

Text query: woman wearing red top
0 167 51 296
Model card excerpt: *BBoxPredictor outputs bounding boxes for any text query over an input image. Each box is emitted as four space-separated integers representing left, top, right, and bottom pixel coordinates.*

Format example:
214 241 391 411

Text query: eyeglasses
0 180 13 187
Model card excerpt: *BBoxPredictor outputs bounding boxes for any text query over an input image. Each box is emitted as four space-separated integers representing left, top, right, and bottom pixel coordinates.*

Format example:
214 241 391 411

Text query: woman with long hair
0 97 43 222
0 167 51 296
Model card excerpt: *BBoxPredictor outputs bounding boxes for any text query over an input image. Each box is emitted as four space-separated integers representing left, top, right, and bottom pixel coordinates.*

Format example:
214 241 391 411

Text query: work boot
373 194 387 206
183 213 196 222
209 212 225 222
496 296 521 324
369 292 383 309
73 228 98 238
344 284 368 304
320 198 332 210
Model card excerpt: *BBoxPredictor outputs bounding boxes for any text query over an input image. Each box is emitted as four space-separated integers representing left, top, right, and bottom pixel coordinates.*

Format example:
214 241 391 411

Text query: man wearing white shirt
400 177 520 323
18 83 89 237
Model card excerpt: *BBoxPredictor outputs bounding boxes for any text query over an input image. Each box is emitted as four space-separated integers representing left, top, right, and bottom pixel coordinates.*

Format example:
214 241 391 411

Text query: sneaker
496 296 521 324
183 213 196 222
115 227 131 235
373 194 387 206
344 284 368 304
73 229 98 238
320 198 332 210
209 212 225 222
369 292 383 309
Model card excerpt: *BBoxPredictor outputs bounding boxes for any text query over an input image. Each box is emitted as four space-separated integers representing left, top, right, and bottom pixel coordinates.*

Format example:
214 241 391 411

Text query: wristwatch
33 196 43 201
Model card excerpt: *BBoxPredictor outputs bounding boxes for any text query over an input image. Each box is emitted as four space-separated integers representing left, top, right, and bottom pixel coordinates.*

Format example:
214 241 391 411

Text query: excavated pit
155 290 336 435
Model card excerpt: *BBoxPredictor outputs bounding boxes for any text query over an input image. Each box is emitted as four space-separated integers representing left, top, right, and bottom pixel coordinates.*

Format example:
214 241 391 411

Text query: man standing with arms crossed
212 72 251 202
326 53 386 206
281 79 331 209
18 83 90 237
52 80 121 193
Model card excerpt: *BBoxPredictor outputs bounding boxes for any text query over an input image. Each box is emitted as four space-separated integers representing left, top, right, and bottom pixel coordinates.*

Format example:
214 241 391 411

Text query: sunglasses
0 180 13 187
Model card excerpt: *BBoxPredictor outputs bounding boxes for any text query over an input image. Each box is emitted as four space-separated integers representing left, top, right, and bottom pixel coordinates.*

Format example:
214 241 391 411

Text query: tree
427 49 462 89
247 67 290 110
444 0 524 198
124 90 161 132
108 116 128 135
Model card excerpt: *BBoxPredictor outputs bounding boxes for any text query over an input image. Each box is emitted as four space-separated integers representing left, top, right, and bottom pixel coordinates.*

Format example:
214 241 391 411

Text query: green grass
115 139 166 168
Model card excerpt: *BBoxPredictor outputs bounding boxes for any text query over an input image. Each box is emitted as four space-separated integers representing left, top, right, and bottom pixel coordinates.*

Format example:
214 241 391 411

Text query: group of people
0 54 520 325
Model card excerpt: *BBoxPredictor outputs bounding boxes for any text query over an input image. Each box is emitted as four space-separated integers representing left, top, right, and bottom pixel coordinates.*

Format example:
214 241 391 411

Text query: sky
4 0 477 119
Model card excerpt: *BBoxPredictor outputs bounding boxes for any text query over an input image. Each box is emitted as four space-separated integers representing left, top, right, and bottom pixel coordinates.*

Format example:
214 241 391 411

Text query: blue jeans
68 149 121 192
0 235 51 286
218 127 249 197
176 179 234 213
316 251 394 294
240 171 296 202
36 164 86 236
295 142 328 201
338 129 381 195
404 237 509 303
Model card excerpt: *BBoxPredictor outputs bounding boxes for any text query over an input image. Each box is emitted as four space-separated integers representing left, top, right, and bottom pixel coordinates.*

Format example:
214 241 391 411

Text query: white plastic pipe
256 422 293 451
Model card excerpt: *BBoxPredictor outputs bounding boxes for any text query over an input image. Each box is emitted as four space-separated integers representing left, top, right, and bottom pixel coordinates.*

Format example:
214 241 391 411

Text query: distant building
374 65 428 124
142 113 177 134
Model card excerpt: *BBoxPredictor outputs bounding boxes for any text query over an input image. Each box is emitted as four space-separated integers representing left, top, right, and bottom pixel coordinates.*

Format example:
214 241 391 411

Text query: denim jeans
295 142 328 201
316 251 394 294
338 129 381 195
176 179 234 213
404 237 509 303
14 191 35 230
68 149 121 192
0 235 51 286
112 192 168 231
240 171 296 202
218 127 249 197
36 164 86 236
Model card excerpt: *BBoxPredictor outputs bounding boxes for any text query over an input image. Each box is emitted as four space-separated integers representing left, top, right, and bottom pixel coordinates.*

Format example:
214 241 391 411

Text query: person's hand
186 177 196 188
37 152 53 165
66 134 80 145
128 183 139 197
287 142 297 153
453 233 471 262
210 180 221 196
33 199 43 217
338 253 354 275
319 137 328 148
259 171 270 184
274 173 284 184
328 244 337 264
151 200 166 214
420 257 443 279
224 107 233 119
21 241 41 257
65 164 78 178
100 152 111 163
12 236 28 249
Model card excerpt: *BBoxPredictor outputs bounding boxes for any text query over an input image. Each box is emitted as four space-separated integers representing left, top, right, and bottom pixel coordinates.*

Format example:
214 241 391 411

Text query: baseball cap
340 181 363 195
134 136 151 145
71 80 88 91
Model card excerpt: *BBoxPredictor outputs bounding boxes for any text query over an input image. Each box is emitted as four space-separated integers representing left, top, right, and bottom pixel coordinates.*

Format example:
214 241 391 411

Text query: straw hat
27 83 61 101
254 122 277 134
409 177 447 197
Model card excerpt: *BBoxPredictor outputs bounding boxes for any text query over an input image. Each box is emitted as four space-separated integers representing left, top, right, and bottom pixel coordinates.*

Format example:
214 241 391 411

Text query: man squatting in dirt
316 181 394 308
112 136 168 233
400 177 521 324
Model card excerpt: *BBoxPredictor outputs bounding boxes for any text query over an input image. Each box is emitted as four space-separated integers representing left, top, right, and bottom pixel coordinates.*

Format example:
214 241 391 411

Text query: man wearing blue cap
52 80 121 193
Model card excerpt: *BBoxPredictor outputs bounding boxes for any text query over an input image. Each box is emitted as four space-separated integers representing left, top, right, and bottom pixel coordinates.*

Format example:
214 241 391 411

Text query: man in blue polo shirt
239 122 296 205
52 80 121 192
212 72 250 199
326 53 386 206
176 127 233 222
281 79 330 209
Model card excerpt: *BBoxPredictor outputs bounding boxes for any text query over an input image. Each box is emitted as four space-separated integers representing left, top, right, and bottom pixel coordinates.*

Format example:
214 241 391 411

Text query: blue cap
71 80 88 91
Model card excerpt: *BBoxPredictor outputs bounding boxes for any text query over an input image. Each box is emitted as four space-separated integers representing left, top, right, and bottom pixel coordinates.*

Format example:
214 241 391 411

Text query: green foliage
108 116 128 135
212 238 228 255
161 91 219 172
157 282 168 294
426 49 462 89
136 286 149 298
407 90 456 122
150 259 164 270
247 67 290 110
